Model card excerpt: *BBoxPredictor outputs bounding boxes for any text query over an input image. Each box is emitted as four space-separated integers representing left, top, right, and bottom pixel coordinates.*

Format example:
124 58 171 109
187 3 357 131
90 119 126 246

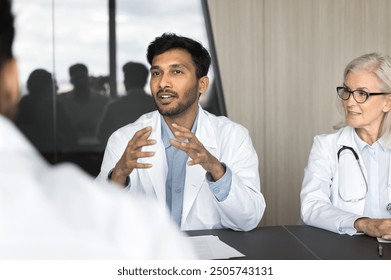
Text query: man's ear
198 76 209 96
0 58 20 120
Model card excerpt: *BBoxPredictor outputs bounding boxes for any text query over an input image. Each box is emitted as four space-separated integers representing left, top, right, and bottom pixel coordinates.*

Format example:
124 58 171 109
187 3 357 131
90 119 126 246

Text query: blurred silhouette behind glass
58 63 110 151
16 69 76 161
97 61 155 146
13 0 226 177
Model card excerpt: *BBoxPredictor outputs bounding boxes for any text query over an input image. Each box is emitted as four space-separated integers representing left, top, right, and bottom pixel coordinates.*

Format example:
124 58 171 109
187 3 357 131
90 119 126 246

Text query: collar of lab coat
336 126 357 150
194 105 218 149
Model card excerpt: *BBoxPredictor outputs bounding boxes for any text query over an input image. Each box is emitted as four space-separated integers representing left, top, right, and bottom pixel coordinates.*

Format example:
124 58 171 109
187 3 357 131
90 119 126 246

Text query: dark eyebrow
150 63 189 71
169 63 187 69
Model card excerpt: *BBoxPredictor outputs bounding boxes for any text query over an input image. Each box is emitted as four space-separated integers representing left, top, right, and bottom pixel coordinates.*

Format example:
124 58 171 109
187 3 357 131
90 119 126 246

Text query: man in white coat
96 33 266 231
0 0 195 259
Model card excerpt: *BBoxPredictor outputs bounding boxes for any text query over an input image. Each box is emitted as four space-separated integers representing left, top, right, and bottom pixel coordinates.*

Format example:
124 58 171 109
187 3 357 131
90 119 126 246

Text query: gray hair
336 53 391 147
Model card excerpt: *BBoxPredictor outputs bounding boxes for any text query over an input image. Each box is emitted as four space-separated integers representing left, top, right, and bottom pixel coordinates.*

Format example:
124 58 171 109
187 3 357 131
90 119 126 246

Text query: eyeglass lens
338 88 368 103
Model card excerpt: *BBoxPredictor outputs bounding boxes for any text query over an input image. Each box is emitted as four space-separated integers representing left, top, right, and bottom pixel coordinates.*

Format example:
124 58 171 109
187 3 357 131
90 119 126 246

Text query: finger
169 138 200 150
133 162 153 169
133 137 156 150
134 126 153 138
129 127 156 150
171 123 199 141
169 139 198 155
170 140 205 166
126 139 155 154
174 130 196 141
187 155 203 165
182 142 204 160
132 151 155 160
131 126 154 142
172 123 189 132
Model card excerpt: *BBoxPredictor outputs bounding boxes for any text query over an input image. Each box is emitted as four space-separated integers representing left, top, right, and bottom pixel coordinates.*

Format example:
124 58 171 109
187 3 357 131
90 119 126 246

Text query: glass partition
13 0 226 176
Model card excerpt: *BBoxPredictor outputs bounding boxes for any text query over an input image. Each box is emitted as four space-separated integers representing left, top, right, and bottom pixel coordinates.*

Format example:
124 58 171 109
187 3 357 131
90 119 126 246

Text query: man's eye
151 71 160 76
173 70 182 74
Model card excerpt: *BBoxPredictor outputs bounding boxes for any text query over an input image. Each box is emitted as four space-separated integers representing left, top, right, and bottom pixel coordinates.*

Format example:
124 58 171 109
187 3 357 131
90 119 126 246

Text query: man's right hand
110 126 156 186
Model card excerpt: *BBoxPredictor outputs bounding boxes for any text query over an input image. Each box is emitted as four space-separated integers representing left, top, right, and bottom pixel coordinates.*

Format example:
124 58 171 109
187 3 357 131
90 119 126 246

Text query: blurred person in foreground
96 32 265 231
0 0 195 259
301 53 391 239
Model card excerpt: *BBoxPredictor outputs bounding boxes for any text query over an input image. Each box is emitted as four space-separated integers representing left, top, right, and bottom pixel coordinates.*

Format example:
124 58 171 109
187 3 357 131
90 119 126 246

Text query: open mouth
157 90 177 103
160 94 174 100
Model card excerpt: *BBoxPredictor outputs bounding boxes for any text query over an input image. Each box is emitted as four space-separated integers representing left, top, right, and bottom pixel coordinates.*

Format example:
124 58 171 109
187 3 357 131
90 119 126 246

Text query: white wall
207 0 391 225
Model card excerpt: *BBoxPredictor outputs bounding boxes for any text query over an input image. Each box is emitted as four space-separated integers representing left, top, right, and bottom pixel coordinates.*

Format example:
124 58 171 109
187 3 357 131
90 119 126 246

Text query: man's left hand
169 123 225 181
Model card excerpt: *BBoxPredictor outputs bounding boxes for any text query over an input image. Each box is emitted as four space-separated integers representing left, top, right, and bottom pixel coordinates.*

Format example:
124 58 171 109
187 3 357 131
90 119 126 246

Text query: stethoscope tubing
337 145 368 202
337 145 391 213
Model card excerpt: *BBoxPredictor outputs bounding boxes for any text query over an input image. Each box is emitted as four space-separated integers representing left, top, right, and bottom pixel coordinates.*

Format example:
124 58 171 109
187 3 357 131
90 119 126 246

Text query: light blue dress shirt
161 112 232 226
354 132 390 218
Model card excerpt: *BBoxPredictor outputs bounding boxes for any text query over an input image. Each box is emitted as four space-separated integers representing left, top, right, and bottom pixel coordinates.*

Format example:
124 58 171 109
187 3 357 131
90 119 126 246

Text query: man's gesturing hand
111 126 156 186
169 123 225 181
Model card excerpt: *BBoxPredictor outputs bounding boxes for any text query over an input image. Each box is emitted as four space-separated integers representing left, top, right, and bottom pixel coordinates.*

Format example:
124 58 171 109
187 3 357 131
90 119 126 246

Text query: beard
153 83 199 117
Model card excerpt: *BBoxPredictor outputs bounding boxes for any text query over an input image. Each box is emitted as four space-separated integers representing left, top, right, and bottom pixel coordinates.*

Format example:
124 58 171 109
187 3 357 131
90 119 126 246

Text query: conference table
186 225 391 260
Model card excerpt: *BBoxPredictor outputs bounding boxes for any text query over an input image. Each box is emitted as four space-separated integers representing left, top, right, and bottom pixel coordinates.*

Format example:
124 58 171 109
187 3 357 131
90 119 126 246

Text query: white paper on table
187 235 245 260
377 237 391 243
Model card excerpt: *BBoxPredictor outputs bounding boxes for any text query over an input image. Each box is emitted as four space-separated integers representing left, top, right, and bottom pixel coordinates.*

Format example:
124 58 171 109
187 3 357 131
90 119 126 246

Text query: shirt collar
353 129 386 152
161 110 199 149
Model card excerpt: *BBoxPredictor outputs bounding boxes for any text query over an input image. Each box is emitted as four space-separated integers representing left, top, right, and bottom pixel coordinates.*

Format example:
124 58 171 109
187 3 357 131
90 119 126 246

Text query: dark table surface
186 225 391 260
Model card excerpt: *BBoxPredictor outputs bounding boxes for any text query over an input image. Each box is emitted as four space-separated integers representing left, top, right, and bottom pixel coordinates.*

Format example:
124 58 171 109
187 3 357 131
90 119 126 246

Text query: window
13 0 226 176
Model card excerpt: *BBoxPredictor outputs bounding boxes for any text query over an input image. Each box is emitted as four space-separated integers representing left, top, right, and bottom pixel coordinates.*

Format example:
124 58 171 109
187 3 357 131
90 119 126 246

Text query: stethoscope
337 145 391 214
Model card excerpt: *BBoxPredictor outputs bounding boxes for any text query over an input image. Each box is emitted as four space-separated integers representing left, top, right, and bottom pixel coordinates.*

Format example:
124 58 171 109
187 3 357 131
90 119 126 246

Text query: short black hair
0 0 15 68
146 32 211 79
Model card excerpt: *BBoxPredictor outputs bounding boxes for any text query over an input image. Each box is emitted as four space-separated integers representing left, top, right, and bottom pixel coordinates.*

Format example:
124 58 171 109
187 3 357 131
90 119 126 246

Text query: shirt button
213 188 220 194
175 188 181 193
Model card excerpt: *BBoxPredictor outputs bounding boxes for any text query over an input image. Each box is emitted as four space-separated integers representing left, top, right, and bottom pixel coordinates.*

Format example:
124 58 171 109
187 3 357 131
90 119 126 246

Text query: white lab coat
0 115 196 259
301 126 391 234
96 106 265 231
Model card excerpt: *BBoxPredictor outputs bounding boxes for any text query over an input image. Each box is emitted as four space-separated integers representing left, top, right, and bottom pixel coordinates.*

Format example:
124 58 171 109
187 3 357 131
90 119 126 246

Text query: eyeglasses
336 86 390 103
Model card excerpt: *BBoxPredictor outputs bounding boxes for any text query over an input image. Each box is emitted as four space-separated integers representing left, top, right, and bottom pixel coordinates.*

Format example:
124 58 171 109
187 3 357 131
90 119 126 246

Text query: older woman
301 53 391 239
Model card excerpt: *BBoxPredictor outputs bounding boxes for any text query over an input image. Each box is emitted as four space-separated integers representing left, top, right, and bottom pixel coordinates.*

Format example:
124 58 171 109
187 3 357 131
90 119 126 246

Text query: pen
378 244 383 258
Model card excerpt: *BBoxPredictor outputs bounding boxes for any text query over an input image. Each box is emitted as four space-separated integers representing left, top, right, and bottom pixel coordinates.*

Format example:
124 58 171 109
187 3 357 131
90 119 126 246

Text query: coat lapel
181 108 218 224
138 113 167 206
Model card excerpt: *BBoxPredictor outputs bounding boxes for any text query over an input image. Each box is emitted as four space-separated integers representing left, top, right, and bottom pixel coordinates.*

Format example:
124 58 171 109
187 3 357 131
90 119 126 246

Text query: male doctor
96 33 266 231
